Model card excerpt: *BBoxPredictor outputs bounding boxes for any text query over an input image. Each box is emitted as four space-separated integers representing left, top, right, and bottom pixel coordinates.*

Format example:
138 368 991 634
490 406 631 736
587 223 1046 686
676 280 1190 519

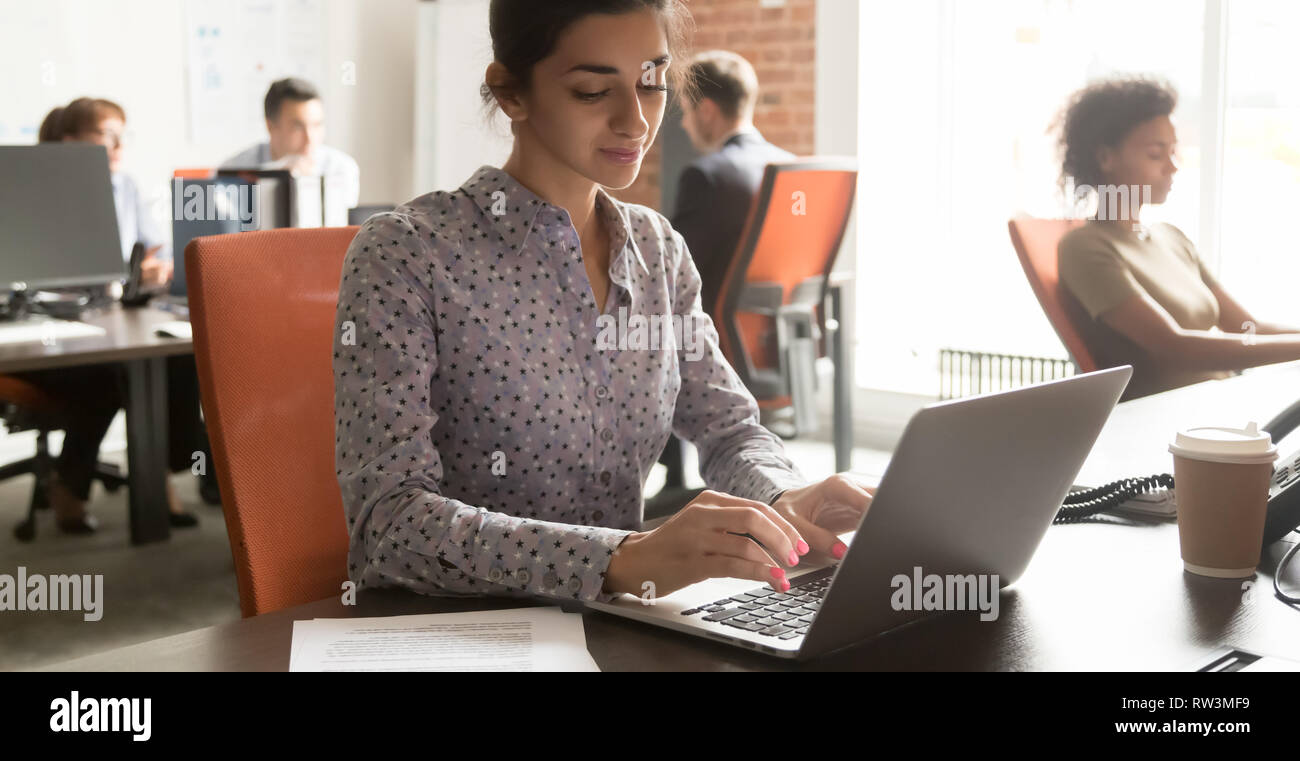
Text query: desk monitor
217 168 351 228
0 144 126 289
214 168 295 226
170 175 272 298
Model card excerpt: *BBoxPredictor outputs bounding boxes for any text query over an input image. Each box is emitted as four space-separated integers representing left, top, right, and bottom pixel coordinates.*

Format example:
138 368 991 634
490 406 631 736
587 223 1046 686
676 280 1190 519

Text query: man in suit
673 50 795 323
658 51 794 491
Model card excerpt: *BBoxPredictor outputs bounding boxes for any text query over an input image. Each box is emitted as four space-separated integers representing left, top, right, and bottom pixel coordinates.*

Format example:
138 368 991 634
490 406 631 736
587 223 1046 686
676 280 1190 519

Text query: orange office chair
1007 217 1098 373
187 226 356 617
715 158 857 432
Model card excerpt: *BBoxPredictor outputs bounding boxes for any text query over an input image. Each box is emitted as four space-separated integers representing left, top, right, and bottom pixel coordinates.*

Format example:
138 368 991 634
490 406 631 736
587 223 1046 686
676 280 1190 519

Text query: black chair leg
14 431 51 541
0 455 36 482
32 431 51 510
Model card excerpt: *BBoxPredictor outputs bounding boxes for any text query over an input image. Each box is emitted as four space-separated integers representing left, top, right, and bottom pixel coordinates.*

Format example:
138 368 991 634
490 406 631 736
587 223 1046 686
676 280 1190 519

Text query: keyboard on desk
679 574 831 640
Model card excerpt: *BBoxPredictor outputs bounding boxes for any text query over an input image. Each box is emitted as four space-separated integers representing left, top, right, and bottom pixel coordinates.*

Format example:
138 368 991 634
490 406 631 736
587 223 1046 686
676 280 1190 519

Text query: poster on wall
184 0 327 146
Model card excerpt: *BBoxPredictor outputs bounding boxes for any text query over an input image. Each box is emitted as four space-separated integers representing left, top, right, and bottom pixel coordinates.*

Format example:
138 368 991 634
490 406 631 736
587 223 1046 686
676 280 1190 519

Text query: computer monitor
170 176 261 298
0 144 126 289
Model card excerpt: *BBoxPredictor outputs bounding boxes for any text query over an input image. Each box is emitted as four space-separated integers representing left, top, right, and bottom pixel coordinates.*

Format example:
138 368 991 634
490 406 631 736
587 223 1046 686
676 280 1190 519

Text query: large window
856 0 1294 395
1218 1 1300 328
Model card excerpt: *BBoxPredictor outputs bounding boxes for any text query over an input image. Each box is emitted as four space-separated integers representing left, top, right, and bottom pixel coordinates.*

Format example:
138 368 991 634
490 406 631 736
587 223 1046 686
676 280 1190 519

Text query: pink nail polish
831 541 847 559
770 566 785 580
787 550 799 566
780 579 791 592
796 540 809 555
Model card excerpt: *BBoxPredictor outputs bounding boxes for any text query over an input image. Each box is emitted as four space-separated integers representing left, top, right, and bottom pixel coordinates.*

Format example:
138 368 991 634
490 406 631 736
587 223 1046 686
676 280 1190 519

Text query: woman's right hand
602 489 810 599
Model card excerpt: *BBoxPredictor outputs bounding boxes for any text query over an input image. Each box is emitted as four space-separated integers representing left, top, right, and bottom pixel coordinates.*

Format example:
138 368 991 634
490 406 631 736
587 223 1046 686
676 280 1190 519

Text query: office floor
0 412 891 671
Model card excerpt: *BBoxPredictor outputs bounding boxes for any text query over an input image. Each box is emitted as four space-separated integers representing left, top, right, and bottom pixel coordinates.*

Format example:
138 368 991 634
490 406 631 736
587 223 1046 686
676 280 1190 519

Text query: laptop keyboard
679 574 831 640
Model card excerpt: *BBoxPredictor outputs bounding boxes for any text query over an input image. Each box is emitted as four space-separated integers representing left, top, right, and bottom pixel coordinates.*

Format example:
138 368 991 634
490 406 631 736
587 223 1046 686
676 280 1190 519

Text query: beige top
1058 220 1234 400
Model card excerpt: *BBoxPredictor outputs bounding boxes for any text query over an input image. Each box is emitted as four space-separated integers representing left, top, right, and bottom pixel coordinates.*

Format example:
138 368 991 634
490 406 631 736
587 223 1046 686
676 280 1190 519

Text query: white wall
415 0 512 195
0 0 419 233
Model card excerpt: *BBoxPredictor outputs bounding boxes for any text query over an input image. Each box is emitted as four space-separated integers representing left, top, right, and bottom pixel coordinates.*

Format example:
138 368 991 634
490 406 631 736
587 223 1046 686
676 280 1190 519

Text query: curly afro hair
1054 77 1178 191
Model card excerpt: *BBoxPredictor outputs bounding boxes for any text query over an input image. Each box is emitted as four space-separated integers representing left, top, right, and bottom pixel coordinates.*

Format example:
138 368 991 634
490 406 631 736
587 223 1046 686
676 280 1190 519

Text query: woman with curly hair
1055 77 1300 400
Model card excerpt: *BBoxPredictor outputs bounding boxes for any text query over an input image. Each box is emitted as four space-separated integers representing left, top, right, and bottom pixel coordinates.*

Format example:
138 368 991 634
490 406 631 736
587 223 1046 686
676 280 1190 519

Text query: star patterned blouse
333 165 807 605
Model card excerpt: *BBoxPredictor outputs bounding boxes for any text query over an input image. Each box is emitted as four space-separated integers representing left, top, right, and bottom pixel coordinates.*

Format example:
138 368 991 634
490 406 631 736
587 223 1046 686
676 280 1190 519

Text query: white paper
0 320 105 345
289 607 599 672
153 321 193 340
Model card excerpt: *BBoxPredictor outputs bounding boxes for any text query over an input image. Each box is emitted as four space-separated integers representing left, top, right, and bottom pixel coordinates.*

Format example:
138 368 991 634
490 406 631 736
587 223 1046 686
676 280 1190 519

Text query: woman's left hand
771 474 876 564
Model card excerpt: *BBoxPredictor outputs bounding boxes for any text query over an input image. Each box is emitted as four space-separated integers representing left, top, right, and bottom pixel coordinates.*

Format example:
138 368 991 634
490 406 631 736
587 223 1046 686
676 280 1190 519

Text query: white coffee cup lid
1168 421 1278 465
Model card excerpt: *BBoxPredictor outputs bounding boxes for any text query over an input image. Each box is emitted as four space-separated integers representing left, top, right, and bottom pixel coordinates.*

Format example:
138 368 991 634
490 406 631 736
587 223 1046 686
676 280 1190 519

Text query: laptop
586 365 1133 660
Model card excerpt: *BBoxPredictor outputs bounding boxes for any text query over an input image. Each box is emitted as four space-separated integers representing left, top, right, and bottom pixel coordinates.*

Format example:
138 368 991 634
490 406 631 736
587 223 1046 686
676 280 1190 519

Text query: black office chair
0 375 127 541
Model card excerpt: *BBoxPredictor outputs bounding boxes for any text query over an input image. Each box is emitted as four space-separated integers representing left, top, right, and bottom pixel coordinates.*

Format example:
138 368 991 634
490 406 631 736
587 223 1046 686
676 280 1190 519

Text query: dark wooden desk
39 361 1300 671
0 304 192 544
36 520 1300 671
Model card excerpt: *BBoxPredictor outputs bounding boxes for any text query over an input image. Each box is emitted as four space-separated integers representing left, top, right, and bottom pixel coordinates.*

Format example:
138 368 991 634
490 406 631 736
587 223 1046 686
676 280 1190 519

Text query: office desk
1077 361 1300 487
0 305 192 544
40 362 1300 671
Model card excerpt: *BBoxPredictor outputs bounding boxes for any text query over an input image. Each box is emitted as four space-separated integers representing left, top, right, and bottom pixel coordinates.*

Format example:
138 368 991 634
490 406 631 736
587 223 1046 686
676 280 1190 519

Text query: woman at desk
1056 77 1300 401
333 0 874 604
25 97 203 532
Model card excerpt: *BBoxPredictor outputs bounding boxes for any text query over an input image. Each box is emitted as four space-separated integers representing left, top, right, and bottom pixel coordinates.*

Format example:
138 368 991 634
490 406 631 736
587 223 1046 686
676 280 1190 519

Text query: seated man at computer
220 77 360 211
672 50 795 324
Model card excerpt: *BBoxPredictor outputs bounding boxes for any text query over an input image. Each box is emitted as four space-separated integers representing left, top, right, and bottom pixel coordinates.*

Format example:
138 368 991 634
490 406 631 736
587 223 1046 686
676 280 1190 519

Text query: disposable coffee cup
1168 422 1277 578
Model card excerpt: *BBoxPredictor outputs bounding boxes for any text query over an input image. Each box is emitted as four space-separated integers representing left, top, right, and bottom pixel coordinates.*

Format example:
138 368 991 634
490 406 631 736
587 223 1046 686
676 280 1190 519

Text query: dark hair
686 50 757 120
264 77 321 122
1055 76 1178 189
480 0 697 116
38 97 126 143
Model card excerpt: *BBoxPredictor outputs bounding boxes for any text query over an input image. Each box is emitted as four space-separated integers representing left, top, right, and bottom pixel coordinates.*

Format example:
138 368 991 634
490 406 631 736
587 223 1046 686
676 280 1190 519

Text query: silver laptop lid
799 365 1132 659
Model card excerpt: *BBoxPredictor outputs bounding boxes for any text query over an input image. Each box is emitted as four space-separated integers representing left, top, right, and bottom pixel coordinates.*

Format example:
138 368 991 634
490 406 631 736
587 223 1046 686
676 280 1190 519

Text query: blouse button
543 570 559 587
487 567 504 582
599 471 612 485
566 576 583 593
600 428 615 443
517 569 531 585
595 385 609 398
592 510 605 522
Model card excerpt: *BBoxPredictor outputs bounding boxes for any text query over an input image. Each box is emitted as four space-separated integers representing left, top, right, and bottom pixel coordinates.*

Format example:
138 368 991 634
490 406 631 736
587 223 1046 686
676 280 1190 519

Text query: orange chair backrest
187 227 356 617
715 159 857 387
1007 217 1098 372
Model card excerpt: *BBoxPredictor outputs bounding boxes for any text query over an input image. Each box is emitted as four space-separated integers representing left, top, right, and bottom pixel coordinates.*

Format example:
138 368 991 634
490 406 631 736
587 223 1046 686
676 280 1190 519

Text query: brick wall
612 0 817 210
